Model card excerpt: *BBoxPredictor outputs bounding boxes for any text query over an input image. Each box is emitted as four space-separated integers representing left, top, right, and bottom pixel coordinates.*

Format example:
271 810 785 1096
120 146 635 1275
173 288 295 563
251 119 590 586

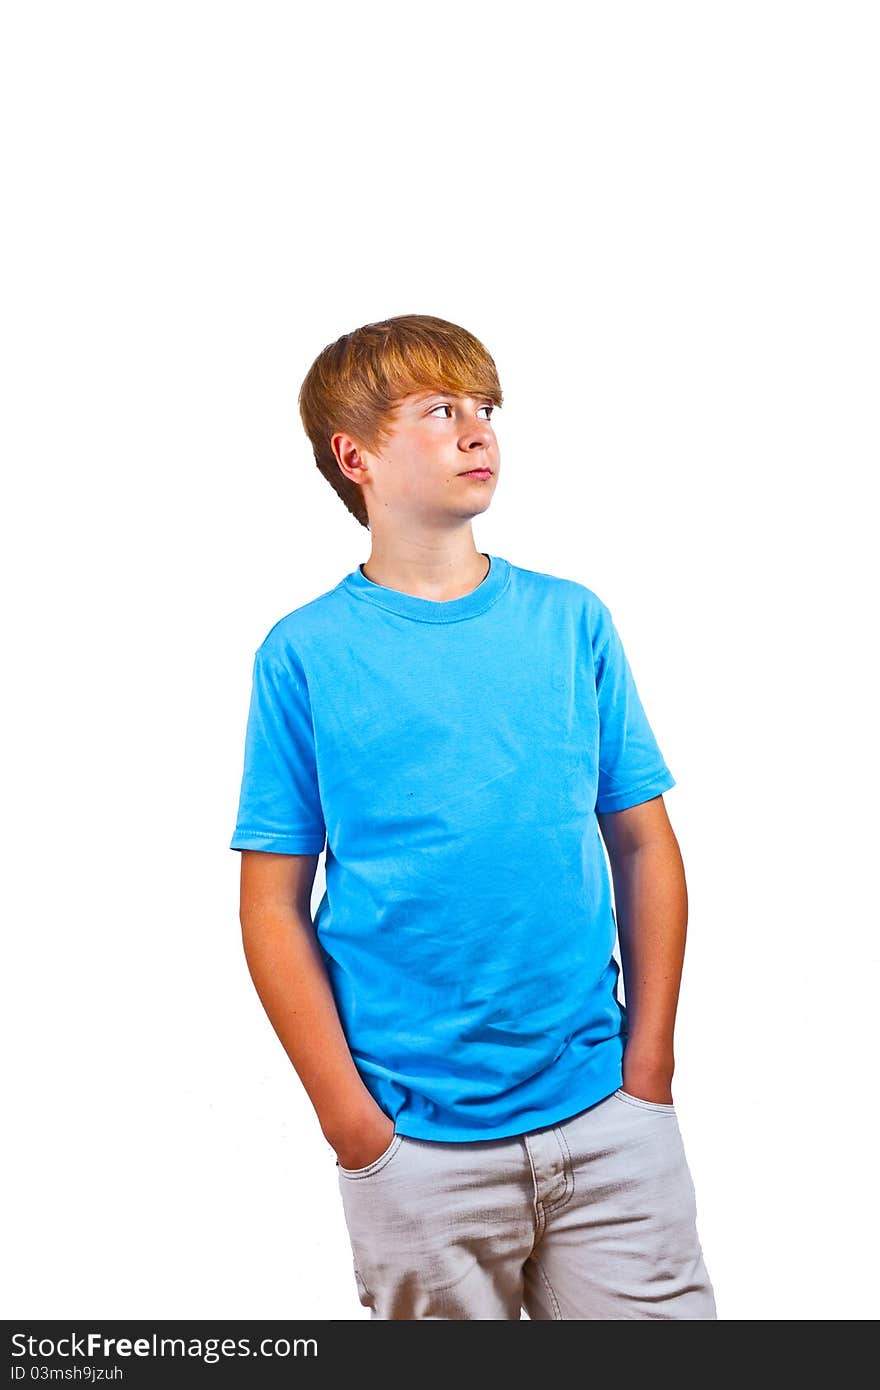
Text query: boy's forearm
608 835 688 1077
239 908 381 1147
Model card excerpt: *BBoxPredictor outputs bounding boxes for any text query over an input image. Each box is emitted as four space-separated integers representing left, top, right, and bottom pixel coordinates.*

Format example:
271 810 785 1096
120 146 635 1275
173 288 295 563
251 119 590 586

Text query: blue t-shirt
230 555 675 1141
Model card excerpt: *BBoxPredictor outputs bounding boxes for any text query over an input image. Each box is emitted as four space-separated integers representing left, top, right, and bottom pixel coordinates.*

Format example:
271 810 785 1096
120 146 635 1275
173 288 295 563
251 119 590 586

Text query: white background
3 0 877 1321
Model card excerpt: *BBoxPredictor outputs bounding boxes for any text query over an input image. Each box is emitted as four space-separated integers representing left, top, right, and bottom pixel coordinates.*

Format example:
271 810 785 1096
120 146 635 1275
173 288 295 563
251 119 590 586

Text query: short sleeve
229 646 327 854
592 602 676 814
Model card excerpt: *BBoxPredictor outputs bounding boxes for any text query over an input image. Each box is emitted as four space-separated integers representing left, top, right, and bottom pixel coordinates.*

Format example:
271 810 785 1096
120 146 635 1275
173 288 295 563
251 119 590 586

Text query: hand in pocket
334 1112 396 1171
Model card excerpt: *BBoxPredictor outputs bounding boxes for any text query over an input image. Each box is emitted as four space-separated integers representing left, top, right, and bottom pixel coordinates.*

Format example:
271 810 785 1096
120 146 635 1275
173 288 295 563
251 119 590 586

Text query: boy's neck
360 547 491 602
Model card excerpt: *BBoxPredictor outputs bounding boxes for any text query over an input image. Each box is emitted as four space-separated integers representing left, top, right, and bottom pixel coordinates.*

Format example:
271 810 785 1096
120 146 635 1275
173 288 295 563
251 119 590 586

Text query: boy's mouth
458 467 493 479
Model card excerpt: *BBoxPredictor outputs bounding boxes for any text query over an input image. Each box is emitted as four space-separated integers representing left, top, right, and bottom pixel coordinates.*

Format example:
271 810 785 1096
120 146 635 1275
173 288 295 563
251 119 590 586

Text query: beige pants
336 1087 717 1319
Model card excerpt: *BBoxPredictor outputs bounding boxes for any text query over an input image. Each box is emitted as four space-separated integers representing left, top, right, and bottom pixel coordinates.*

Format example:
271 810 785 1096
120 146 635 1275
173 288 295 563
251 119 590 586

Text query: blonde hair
298 313 504 529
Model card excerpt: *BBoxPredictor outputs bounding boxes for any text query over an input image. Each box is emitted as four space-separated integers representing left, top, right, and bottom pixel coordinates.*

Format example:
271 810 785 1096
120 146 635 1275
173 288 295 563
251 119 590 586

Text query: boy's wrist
320 1090 390 1150
621 1038 675 1101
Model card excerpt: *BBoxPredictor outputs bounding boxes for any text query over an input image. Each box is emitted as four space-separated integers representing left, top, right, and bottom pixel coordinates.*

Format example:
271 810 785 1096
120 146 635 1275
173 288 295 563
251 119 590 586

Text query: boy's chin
449 496 494 518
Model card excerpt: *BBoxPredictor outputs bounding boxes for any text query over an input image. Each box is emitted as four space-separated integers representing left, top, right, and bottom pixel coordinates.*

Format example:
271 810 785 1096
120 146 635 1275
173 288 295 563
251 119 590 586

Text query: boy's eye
430 404 494 420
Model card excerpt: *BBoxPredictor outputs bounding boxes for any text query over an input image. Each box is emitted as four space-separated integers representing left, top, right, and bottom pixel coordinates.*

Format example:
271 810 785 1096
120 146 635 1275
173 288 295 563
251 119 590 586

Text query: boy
230 313 717 1320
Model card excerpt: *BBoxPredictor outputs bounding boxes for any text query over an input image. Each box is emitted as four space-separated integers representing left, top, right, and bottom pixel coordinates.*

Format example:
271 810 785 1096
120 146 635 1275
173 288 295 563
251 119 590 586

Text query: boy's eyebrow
408 390 491 404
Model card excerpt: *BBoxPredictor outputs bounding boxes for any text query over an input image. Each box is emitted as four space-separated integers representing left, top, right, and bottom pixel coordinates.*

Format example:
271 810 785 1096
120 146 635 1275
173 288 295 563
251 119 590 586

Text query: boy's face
335 389 500 529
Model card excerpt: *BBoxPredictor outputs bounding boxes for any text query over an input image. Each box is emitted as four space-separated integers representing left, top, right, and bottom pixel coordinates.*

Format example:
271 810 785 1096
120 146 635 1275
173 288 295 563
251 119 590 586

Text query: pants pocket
613 1087 676 1114
336 1131 403 1179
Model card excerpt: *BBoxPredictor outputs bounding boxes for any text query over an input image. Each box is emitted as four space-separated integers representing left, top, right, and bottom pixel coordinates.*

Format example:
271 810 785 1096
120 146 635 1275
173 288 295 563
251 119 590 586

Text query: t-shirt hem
390 1064 623 1143
595 769 676 814
230 830 326 853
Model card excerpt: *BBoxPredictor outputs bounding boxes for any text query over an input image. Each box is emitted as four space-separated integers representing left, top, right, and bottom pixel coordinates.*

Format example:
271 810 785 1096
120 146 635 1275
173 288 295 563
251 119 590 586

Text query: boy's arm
238 849 395 1169
596 795 687 1106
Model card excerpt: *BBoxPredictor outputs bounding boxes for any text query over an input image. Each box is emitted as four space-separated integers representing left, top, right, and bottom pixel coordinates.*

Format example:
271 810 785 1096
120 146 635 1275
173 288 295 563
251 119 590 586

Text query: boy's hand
333 1110 397 1171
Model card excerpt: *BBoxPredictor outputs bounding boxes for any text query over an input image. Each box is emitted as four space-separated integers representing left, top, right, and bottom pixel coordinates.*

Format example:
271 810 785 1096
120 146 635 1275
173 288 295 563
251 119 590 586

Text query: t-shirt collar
343 553 510 623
